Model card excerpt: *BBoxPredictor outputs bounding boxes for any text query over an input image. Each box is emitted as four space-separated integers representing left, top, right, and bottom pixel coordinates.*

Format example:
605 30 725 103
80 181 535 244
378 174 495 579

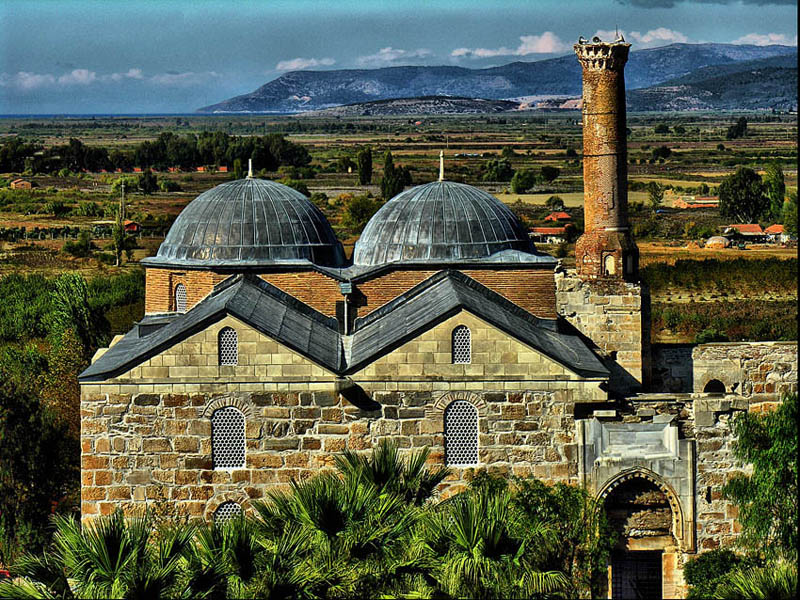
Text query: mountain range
197 43 798 113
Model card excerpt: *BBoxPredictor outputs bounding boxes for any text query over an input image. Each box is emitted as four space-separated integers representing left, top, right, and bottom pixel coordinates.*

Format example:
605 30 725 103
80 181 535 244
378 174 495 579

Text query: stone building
79 37 797 599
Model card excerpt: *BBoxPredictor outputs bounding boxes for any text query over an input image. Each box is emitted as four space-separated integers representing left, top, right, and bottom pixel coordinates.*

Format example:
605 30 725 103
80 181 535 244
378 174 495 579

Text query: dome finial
439 150 444 181
247 158 253 178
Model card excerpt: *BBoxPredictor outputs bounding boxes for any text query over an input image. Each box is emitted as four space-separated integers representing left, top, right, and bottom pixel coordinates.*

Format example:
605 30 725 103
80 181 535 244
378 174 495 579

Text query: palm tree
334 439 451 505
0 511 194 599
713 560 797 600
423 486 569 599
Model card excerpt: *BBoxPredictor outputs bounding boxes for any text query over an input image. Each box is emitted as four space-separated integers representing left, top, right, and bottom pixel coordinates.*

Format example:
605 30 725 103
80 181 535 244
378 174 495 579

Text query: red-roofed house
544 211 571 222
529 226 568 244
721 224 765 243
219 166 228 173
123 220 141 234
764 224 792 243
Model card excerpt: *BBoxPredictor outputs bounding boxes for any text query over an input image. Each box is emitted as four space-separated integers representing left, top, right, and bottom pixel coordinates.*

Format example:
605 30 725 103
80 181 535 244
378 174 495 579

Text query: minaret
574 36 638 281
439 150 444 181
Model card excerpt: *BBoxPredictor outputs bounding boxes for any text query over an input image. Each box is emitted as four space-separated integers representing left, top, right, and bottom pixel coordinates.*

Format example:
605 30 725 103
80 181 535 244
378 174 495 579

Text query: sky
0 0 797 114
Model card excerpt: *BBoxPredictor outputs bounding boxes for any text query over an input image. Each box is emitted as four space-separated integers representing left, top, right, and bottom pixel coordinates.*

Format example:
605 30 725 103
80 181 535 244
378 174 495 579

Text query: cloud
451 32 569 58
148 71 221 86
0 71 57 90
107 68 144 82
589 28 689 47
57 69 97 85
275 57 335 71
356 47 432 66
615 0 796 7
732 32 797 45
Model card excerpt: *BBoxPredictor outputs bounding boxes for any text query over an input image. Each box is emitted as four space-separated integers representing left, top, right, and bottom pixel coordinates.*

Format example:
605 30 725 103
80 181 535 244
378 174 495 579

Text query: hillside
299 96 521 117
628 54 798 111
197 43 796 113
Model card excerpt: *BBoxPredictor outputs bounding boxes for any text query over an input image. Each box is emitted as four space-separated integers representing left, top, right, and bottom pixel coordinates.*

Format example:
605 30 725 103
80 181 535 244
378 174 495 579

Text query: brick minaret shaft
574 40 639 281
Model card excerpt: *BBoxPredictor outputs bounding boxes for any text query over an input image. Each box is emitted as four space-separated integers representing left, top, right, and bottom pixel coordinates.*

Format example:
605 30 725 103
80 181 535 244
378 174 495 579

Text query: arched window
211 406 246 469
452 325 471 364
218 327 238 366
444 400 478 466
703 379 726 394
174 283 187 313
213 501 242 523
604 255 616 276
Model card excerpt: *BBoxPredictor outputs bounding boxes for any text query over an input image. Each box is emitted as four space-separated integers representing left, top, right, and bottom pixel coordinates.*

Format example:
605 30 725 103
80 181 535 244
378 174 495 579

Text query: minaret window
452 325 471 364
213 501 242 523
444 400 479 466
174 283 187 312
218 327 238 366
211 406 246 469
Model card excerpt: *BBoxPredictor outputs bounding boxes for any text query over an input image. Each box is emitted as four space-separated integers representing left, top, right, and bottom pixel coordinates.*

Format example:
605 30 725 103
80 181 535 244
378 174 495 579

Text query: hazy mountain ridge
197 43 797 113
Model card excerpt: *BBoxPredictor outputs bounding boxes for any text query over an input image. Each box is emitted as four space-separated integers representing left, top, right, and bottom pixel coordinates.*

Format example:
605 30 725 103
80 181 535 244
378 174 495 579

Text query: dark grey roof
348 270 608 378
81 271 607 382
79 275 343 381
353 181 552 267
142 178 345 268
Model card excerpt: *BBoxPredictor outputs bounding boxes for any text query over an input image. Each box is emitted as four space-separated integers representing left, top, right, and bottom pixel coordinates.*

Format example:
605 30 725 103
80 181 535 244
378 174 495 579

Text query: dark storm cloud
617 0 796 7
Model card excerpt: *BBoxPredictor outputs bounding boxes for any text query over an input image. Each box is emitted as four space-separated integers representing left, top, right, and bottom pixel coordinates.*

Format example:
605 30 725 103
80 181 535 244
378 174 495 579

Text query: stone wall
651 342 797 399
79 385 583 521
555 269 648 394
692 342 797 400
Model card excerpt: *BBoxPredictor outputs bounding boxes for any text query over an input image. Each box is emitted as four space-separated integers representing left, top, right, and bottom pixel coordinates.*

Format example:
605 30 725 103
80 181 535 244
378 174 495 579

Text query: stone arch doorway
599 470 684 599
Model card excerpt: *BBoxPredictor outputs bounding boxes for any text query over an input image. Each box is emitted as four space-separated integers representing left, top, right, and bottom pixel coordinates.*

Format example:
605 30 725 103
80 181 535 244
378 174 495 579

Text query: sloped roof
544 211 571 221
79 275 343 381
765 224 784 234
348 270 608 378
80 271 608 382
724 224 763 234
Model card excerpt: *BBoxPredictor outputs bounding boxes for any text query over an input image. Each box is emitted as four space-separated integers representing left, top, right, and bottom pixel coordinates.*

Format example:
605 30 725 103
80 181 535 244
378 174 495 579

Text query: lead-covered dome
146 178 345 267
353 180 543 267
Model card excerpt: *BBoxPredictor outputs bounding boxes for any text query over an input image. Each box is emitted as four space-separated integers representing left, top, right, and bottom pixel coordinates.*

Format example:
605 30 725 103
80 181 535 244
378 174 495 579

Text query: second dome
353 181 536 266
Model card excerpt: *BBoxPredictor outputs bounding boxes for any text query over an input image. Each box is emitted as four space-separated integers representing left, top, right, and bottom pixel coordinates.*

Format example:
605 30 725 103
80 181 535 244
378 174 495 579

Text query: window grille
452 325 471 364
213 501 242 523
211 406 246 469
218 327 238 366
444 400 478 466
174 283 187 313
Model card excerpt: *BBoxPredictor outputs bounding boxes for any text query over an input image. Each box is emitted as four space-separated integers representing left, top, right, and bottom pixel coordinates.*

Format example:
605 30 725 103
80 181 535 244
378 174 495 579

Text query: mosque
78 38 796 598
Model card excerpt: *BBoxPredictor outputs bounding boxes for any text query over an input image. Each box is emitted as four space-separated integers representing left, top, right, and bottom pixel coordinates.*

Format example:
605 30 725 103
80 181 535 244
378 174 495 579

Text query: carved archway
598 467 686 552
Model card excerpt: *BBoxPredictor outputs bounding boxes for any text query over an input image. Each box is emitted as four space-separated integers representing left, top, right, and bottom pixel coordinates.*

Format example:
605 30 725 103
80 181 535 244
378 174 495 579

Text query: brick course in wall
145 266 559 320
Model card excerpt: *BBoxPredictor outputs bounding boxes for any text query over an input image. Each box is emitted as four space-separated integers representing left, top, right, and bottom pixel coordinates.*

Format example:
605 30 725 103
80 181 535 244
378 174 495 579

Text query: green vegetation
641 258 797 296
356 146 373 185
653 300 796 342
684 395 798 600
0 270 146 562
719 167 769 223
0 441 614 599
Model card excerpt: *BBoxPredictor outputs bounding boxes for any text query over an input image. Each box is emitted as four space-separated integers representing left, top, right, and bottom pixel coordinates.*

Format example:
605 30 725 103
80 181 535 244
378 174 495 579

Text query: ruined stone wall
692 342 797 399
79 385 584 521
555 270 648 393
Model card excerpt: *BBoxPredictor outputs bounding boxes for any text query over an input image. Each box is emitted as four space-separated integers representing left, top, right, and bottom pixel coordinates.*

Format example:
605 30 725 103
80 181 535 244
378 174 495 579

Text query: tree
137 169 158 195
540 165 560 183
718 167 769 223
342 194 382 233
500 146 517 159
545 195 565 211
654 123 670 134
481 158 514 182
782 195 797 237
357 147 372 185
727 116 748 140
651 145 671 161
647 181 665 212
723 394 797 559
511 169 537 194
380 151 405 200
233 157 243 179
764 162 786 221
